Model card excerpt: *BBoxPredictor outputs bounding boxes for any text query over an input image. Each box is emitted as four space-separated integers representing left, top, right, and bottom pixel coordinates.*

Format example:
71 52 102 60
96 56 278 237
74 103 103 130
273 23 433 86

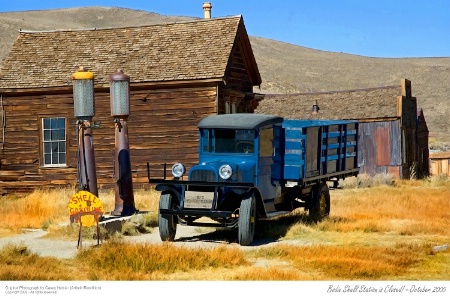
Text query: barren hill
1 7 449 144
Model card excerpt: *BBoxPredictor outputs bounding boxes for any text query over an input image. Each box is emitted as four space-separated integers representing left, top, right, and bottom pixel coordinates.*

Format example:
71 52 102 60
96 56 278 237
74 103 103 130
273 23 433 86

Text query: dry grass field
0 176 448 281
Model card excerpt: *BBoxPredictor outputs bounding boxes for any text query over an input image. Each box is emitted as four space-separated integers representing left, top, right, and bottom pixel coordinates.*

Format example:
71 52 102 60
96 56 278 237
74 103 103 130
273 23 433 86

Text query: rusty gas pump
110 69 137 216
72 67 98 196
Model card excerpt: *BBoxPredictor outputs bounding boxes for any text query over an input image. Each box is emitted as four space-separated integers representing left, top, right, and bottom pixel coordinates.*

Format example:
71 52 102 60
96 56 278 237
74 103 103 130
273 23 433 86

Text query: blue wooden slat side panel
321 123 358 173
283 126 306 180
282 119 358 180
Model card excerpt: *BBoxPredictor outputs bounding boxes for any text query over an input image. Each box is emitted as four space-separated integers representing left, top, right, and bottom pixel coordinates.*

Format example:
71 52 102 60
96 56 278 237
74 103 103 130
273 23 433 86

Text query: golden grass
0 186 160 236
75 241 248 280
331 181 450 235
248 243 428 280
0 179 449 280
0 244 83 280
0 188 73 235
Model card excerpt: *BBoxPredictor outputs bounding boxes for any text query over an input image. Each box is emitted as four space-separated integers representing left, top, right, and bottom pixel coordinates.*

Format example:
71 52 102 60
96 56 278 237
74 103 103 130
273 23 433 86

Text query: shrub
339 173 396 189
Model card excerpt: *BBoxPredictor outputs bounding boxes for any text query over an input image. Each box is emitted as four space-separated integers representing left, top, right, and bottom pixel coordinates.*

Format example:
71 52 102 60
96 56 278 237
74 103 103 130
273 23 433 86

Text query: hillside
1 7 449 144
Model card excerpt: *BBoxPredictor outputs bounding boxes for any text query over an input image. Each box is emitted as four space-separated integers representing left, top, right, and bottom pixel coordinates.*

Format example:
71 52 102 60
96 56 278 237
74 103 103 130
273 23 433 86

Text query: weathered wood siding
416 110 429 178
357 120 402 177
397 80 418 179
430 158 450 176
0 93 76 193
429 152 450 176
0 85 217 192
218 40 255 114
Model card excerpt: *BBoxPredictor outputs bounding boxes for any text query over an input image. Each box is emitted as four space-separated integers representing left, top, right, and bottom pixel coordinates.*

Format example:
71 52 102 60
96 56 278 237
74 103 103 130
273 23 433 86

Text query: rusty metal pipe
72 67 98 196
110 69 136 216
112 118 136 215
77 119 98 196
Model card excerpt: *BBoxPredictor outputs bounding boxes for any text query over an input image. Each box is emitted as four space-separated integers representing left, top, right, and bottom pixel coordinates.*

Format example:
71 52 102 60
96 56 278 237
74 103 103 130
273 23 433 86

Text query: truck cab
149 114 359 246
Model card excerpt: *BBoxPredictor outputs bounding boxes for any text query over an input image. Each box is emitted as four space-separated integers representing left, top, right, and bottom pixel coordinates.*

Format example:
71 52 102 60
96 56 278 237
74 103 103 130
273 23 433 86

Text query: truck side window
260 128 274 157
201 129 210 152
235 129 254 153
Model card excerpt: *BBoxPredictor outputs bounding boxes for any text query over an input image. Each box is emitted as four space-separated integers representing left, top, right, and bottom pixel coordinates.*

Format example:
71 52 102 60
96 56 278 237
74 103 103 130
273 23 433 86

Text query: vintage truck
148 113 359 245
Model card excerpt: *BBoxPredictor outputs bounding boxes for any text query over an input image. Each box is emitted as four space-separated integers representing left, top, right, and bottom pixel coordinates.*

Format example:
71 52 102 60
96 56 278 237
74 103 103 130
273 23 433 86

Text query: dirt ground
0 221 300 259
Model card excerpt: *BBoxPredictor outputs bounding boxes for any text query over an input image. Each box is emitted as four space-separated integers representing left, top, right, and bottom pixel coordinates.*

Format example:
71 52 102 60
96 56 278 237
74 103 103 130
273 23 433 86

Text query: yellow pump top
72 66 94 80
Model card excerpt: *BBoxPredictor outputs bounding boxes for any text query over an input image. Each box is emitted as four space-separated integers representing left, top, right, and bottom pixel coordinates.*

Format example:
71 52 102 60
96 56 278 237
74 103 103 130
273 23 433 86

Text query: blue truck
148 114 359 245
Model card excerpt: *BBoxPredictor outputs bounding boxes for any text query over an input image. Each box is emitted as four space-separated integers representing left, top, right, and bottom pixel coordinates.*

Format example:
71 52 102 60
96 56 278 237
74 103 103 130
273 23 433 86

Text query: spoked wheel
309 183 330 222
158 193 178 241
238 193 257 246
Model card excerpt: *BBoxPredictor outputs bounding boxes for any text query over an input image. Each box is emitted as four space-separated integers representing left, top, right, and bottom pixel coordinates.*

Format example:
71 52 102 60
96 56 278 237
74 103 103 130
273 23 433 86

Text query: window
42 117 66 166
202 129 255 154
225 101 230 114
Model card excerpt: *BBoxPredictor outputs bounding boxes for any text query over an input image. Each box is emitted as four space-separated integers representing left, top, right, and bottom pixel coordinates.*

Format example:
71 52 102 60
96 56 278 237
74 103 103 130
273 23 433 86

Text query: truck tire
158 193 177 241
309 183 330 222
238 193 256 246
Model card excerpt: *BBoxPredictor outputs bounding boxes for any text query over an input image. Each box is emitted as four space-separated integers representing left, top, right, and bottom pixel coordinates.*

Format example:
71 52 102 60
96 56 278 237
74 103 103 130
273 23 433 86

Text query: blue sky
1 0 449 58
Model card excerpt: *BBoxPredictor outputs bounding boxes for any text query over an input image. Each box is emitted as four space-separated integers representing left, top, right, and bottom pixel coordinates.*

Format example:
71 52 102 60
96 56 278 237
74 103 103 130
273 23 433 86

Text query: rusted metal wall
358 119 403 178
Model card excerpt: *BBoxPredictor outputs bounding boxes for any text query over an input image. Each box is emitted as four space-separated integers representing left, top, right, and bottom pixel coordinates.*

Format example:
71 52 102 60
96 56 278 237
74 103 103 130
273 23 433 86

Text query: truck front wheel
158 193 177 241
238 193 256 246
309 183 330 222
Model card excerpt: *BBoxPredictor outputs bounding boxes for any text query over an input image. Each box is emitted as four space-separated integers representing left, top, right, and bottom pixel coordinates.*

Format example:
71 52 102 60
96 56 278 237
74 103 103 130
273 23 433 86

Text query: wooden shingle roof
0 15 260 90
255 86 401 120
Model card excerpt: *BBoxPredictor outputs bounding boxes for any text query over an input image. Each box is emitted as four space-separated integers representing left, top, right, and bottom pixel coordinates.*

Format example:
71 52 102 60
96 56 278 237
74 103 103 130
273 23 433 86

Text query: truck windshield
202 129 255 153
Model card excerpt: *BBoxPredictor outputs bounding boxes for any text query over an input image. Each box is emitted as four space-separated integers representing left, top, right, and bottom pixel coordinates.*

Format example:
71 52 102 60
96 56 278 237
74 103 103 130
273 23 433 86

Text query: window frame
40 116 68 168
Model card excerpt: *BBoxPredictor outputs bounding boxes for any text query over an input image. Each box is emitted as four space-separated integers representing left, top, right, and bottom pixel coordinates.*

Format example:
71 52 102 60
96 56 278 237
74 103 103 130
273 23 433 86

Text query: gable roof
255 85 401 121
0 15 261 90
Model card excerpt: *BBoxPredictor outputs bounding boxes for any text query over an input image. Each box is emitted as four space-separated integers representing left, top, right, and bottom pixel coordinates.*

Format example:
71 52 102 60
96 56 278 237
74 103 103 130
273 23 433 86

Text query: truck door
257 126 279 201
271 124 283 181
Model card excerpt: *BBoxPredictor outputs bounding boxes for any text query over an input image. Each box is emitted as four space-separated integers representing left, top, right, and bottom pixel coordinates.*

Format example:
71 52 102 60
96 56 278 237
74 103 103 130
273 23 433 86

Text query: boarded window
42 117 67 166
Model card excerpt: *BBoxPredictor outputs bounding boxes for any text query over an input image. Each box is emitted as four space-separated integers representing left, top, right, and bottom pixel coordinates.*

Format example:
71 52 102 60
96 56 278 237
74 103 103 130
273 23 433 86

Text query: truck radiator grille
190 169 217 182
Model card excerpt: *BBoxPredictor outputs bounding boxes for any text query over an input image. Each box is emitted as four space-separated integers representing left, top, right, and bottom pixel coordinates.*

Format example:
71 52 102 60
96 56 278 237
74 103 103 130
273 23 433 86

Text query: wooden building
255 79 429 179
429 152 450 177
0 15 261 193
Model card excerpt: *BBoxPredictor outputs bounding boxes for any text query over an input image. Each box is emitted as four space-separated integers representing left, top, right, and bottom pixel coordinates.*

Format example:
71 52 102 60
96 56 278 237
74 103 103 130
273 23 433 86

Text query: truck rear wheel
309 183 330 222
158 193 177 241
238 193 256 246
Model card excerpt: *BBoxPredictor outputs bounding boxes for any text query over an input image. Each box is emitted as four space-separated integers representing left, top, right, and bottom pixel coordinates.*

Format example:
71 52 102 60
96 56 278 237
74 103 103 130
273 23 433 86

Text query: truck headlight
171 163 186 178
219 164 232 180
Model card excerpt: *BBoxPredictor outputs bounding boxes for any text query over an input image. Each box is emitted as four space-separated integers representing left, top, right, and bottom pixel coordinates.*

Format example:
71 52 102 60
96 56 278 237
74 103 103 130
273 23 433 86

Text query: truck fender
155 184 181 203
247 187 266 218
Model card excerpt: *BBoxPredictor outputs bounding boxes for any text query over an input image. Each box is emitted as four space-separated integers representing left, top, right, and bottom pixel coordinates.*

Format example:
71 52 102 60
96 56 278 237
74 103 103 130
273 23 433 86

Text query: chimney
203 2 212 19
311 100 320 115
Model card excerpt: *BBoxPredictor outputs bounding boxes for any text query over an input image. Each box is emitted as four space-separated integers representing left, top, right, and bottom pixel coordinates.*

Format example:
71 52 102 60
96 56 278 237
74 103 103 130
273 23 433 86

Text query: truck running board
265 211 291 219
